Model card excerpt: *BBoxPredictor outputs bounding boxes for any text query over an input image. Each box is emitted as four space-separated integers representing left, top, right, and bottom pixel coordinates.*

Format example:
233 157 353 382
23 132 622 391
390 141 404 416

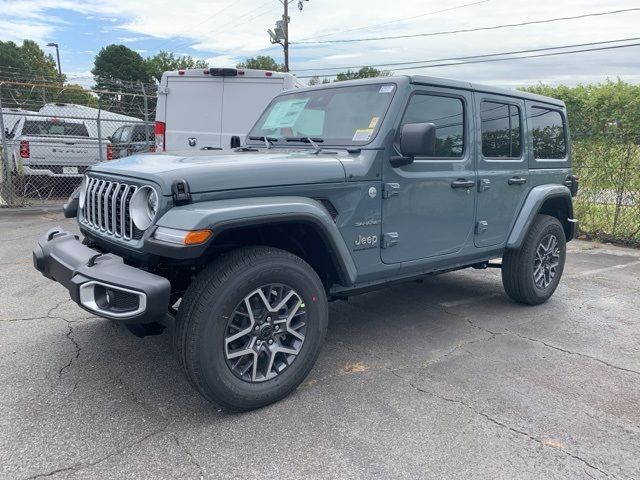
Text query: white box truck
154 67 304 151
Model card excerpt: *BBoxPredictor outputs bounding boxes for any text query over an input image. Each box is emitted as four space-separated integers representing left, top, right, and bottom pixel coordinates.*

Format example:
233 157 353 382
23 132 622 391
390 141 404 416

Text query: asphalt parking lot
1 209 639 480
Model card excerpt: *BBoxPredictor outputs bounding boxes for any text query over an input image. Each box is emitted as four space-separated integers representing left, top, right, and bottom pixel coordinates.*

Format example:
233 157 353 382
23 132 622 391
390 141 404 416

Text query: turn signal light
184 229 213 245
154 226 213 245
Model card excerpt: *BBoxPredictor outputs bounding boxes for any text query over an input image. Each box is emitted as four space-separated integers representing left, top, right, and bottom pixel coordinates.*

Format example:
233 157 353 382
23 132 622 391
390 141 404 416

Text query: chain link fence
572 134 640 247
1 77 639 246
1 75 156 207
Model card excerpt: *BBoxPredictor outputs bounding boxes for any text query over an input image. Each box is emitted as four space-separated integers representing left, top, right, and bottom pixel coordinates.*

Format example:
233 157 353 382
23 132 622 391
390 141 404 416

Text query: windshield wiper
285 136 324 154
248 136 278 149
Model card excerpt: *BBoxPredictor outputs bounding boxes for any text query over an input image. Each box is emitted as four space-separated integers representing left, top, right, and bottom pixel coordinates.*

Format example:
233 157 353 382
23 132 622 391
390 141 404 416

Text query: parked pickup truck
7 116 112 177
34 76 578 412
108 123 155 159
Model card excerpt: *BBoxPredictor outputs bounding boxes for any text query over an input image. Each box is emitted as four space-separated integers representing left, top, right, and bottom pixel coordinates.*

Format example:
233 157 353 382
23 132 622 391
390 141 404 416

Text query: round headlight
78 175 88 209
130 186 159 231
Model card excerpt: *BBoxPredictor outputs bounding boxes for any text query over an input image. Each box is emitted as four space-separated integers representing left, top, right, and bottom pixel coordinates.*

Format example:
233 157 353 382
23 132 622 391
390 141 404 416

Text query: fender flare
154 196 357 286
506 185 574 250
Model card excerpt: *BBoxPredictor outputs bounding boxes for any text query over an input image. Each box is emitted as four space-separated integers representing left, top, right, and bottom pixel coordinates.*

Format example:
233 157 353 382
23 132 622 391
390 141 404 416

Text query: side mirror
391 122 437 167
230 136 241 148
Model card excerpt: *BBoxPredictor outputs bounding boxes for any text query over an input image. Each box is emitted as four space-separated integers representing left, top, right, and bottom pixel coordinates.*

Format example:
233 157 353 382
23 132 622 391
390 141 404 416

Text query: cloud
206 54 241 67
1 0 639 86
0 19 55 44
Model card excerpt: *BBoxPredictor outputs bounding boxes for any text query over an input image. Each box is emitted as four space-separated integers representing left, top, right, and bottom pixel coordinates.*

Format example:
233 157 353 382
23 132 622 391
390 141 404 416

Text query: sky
1 0 639 88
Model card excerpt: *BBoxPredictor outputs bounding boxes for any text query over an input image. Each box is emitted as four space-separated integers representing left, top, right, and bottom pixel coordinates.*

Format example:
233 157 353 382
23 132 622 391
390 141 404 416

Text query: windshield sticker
353 128 374 142
262 98 310 130
379 85 395 93
368 116 380 129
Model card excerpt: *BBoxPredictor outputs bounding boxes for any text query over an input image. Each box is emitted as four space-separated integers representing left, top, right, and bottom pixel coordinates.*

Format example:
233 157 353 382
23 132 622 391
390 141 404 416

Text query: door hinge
478 178 491 192
475 221 488 234
382 232 399 248
382 183 400 199
158 86 169 95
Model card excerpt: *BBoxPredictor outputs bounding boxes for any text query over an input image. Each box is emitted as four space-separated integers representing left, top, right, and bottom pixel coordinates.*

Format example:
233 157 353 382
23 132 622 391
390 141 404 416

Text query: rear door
474 94 529 247
165 77 224 150
220 77 285 148
381 87 476 263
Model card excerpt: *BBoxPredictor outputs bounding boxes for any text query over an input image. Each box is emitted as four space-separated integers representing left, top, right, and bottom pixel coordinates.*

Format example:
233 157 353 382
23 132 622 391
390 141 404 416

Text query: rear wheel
502 214 566 305
175 246 327 411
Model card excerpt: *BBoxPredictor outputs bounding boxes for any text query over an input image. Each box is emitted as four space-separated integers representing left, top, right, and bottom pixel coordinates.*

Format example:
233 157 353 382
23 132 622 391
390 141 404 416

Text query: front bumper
33 227 171 323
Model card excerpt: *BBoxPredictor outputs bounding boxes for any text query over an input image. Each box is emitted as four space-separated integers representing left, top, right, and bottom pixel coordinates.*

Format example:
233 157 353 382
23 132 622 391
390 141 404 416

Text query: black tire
174 246 328 411
502 214 566 305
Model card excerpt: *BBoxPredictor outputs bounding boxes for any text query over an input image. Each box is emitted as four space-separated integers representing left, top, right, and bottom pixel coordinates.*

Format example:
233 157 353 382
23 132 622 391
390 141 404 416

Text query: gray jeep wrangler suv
33 76 578 411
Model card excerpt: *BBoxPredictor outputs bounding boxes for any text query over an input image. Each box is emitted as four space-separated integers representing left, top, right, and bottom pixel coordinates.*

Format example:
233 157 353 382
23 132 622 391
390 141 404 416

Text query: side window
121 126 134 142
531 107 566 159
481 101 522 159
111 128 122 142
401 94 465 157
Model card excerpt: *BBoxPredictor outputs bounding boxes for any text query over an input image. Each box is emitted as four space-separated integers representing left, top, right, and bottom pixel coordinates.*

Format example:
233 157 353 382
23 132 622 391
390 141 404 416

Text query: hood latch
172 179 192 205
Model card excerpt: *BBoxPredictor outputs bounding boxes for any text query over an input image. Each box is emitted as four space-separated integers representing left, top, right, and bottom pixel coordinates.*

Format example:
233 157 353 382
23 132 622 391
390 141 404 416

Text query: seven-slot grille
81 177 137 240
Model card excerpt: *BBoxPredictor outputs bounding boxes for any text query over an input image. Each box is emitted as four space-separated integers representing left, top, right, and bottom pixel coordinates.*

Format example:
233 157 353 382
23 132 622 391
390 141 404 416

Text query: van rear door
220 76 285 148
165 77 223 150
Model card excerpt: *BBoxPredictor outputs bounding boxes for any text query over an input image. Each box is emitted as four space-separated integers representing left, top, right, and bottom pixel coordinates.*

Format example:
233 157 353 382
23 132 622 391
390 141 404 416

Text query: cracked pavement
1 209 639 480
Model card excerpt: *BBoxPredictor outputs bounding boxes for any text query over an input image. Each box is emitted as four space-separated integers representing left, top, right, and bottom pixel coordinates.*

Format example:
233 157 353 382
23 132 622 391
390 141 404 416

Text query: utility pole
268 0 309 72
283 0 289 72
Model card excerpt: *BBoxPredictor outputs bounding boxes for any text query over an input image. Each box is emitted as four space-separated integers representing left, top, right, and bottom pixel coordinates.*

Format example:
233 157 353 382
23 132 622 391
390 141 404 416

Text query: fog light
78 281 146 318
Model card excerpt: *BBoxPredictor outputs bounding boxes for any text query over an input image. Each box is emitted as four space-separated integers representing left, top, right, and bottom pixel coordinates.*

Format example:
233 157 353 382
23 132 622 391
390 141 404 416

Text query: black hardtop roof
292 75 564 108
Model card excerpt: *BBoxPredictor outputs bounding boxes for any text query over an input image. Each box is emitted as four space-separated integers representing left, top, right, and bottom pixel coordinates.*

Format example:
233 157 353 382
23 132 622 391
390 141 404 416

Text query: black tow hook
87 253 103 267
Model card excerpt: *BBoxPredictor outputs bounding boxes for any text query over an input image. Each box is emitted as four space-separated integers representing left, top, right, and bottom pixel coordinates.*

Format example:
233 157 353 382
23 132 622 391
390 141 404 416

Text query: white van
154 67 304 151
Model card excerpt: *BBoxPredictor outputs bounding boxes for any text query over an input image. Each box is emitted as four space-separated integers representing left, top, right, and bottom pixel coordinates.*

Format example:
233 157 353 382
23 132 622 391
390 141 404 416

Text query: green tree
92 45 153 117
0 40 64 110
0 40 59 82
307 76 331 85
334 66 391 82
145 51 208 83
92 44 151 86
236 55 284 72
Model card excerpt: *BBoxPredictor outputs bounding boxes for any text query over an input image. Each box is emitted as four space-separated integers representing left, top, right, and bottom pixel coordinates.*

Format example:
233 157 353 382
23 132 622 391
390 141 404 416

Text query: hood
90 150 347 194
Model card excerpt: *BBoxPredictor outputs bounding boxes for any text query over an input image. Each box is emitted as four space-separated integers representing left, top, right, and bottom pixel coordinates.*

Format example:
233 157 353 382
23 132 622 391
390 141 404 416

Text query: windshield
248 83 396 146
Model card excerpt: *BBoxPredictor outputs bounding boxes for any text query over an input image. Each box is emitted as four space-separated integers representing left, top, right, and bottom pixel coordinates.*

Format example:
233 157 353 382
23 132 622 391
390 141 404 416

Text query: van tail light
20 140 30 158
106 144 113 161
155 121 166 151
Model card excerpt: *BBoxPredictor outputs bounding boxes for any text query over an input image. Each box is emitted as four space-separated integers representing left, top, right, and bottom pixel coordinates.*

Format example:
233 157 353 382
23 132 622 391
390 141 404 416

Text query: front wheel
502 214 566 305
175 246 328 411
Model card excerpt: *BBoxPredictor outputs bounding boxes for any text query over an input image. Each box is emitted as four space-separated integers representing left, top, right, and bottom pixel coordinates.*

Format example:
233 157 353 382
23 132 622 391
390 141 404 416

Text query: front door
381 87 476 264
474 95 529 247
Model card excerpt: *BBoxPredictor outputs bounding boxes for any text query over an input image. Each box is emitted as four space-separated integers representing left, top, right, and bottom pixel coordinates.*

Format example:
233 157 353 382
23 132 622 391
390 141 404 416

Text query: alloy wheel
224 284 307 383
533 234 560 289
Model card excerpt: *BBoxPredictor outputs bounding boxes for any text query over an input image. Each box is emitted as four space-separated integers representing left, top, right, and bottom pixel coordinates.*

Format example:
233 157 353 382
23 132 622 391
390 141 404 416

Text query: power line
292 7 640 44
294 41 640 78
292 36 640 73
296 0 491 41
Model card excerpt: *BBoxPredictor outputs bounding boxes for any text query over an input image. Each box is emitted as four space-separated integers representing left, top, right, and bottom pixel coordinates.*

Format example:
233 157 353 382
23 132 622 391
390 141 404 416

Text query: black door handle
451 179 475 189
508 176 527 185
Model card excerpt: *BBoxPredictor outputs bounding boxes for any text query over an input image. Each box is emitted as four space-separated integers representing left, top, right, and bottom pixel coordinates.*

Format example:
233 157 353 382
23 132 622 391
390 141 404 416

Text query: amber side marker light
184 229 213 245
154 227 213 245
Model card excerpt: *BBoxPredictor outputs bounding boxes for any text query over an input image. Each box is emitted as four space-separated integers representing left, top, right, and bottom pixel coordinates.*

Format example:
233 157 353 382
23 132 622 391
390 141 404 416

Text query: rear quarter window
530 107 567 159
